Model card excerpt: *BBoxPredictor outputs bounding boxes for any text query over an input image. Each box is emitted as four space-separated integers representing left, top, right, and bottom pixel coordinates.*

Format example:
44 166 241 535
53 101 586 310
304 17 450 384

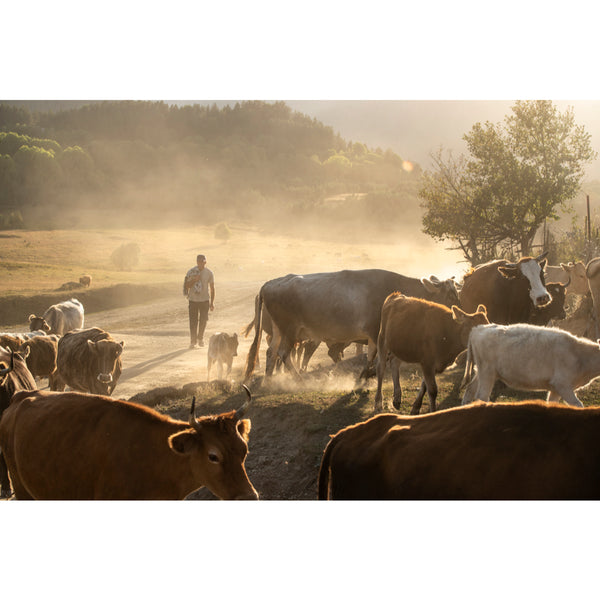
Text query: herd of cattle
4 252 600 500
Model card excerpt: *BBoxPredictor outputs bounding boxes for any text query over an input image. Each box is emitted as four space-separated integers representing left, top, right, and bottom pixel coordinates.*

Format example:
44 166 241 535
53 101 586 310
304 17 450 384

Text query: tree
420 101 597 264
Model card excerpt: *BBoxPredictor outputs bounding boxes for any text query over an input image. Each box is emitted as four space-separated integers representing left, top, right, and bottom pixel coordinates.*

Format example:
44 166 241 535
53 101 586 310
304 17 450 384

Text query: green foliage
420 101 597 264
0 100 417 231
0 210 24 229
110 242 141 271
214 222 232 240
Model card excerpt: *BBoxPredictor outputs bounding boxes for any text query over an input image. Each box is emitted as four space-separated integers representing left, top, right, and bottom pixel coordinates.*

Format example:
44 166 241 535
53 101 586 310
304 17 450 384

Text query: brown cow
318 400 600 500
207 332 239 381
374 294 488 414
52 327 123 395
459 253 551 325
79 274 92 287
20 335 59 384
0 387 258 500
0 334 24 352
0 347 36 498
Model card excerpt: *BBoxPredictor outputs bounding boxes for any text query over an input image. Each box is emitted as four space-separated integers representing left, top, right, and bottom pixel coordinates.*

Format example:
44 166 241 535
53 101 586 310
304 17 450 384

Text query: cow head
168 385 258 500
421 275 461 308
529 279 570 325
87 339 124 384
0 347 30 385
28 314 51 333
229 333 239 357
497 252 551 308
559 261 588 295
451 304 489 345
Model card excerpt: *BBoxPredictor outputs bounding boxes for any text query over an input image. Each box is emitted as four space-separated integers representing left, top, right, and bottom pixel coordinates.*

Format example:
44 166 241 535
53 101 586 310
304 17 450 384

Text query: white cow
461 323 600 407
28 298 84 336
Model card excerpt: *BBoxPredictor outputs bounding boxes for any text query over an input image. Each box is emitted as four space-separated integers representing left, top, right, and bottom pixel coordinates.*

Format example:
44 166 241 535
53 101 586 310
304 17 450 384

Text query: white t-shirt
185 266 214 302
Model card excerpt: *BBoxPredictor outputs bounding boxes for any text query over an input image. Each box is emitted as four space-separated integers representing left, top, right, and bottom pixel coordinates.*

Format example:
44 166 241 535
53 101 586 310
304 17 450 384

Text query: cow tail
460 338 474 389
244 291 264 381
317 435 339 500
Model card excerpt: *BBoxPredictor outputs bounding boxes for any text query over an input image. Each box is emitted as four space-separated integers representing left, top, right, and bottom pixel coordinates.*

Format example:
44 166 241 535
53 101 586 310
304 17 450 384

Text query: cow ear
28 314 35 322
476 304 487 314
498 266 518 279
539 259 548 270
87 340 97 353
237 418 251 441
168 431 199 455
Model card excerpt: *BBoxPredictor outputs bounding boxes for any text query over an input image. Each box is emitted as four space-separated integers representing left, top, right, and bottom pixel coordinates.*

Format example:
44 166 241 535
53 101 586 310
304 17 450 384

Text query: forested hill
0 101 422 236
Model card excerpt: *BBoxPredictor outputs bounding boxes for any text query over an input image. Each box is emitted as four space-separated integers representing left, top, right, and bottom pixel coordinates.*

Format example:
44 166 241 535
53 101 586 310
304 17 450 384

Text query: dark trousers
189 300 209 344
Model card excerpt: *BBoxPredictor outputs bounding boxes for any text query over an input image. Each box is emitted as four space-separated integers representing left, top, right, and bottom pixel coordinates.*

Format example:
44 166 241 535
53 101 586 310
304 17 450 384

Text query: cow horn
188 396 202 433
235 385 253 420
561 274 571 288
534 251 549 263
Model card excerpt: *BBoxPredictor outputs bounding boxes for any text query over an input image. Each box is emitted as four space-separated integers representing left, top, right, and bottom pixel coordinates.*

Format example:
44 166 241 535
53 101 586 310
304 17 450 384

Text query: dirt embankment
0 283 175 327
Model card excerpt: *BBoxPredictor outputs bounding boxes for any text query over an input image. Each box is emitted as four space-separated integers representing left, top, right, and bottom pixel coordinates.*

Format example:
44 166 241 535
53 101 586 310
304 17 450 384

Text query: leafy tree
420 101 597 264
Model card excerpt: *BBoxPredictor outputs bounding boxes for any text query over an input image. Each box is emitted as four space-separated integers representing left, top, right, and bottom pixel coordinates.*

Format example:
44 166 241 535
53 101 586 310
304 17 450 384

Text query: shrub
214 222 231 240
111 242 140 270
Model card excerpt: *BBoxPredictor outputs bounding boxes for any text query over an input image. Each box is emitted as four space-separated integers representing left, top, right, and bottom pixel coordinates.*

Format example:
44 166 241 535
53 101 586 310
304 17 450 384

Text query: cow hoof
392 399 401 410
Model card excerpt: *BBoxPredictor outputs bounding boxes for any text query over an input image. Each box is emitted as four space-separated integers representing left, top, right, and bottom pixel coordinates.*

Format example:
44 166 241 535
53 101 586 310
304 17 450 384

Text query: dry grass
0 222 465 297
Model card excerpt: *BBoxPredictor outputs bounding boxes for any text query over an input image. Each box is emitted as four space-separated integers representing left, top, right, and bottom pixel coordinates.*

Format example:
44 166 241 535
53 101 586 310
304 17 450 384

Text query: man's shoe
198 340 204 347
189 343 197 349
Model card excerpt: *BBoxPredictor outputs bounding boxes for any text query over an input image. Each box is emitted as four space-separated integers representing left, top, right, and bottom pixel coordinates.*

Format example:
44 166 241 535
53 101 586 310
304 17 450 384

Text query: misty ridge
1 100 599 243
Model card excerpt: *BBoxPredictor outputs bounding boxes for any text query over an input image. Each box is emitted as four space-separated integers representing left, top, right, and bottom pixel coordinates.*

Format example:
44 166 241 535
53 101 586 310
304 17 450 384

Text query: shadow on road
119 348 192 382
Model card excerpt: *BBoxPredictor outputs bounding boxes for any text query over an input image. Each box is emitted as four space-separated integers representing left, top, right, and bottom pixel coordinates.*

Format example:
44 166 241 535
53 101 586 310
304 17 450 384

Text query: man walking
183 254 215 348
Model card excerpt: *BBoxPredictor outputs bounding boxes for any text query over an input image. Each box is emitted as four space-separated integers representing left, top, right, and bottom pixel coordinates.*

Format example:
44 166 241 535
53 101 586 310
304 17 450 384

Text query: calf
528 281 569 325
207 332 239 381
461 323 600 407
318 400 600 500
374 293 488 414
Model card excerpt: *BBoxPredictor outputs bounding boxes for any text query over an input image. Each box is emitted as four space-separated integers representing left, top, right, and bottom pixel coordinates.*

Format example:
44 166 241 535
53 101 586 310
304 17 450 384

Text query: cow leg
549 386 583 407
473 369 496 403
359 340 378 379
300 341 320 372
411 380 427 414
411 367 437 414
0 452 11 499
374 353 386 412
279 338 301 380
50 371 66 391
462 374 479 405
265 325 282 377
226 359 232 378
217 361 223 380
391 357 403 410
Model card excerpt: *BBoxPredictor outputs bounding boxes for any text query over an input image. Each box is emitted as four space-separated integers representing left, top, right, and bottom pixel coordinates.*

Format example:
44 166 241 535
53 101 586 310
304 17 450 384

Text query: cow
374 294 488 413
586 257 600 339
461 323 600 407
0 331 48 352
318 400 600 500
545 261 588 296
0 347 37 498
207 332 239 381
244 269 460 381
52 327 123 395
20 335 59 384
458 252 551 325
0 386 258 500
28 298 84 335
79 274 92 287
528 280 569 325
242 296 350 373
